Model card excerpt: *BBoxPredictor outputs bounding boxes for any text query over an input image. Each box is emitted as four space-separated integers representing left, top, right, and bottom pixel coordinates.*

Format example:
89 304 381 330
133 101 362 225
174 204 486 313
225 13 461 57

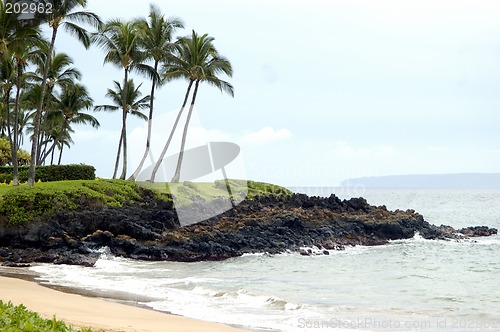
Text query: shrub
0 300 93 332
0 137 31 166
245 180 293 198
34 165 95 182
0 164 95 183
0 173 12 183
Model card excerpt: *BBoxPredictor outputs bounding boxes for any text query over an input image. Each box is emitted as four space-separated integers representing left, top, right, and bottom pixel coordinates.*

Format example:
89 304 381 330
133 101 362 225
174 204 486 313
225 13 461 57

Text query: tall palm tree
129 5 183 181
93 19 154 179
28 0 102 186
149 31 234 183
11 45 42 185
94 79 149 179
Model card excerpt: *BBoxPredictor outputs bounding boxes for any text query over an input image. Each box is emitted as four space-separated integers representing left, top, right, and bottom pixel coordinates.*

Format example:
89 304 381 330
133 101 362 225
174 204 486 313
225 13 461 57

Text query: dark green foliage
0 165 95 183
35 165 95 182
0 173 13 183
0 300 93 332
0 180 158 224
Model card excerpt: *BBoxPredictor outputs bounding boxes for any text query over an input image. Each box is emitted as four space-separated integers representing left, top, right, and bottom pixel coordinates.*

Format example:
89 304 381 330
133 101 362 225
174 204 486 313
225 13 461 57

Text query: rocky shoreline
0 192 497 266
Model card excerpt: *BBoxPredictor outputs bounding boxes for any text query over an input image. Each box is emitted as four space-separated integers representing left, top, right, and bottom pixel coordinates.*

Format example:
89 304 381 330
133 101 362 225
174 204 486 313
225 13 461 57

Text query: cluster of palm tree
0 0 101 185
93 5 234 182
1 0 234 186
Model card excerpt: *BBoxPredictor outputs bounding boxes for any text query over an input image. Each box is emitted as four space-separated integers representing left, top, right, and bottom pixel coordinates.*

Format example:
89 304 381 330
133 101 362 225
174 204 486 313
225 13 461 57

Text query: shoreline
0 267 249 332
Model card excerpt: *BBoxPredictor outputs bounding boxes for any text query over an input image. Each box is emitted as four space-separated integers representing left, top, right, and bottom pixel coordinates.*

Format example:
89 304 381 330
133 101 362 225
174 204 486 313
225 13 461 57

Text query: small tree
94 79 149 179
0 136 30 166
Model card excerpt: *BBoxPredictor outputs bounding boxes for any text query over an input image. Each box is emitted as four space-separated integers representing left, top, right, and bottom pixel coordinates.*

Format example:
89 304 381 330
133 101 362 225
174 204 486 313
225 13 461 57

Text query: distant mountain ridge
340 173 500 188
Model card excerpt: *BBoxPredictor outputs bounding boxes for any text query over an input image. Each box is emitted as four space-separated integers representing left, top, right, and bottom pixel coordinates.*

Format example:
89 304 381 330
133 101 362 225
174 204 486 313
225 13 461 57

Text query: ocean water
31 188 500 331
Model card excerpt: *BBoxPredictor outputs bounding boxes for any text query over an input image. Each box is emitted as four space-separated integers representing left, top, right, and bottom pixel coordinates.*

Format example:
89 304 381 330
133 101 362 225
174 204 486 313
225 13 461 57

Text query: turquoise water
31 188 500 331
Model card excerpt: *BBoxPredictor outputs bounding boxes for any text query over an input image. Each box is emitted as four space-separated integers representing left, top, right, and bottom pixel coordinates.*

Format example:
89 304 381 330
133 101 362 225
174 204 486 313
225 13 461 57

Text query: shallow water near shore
31 188 500 331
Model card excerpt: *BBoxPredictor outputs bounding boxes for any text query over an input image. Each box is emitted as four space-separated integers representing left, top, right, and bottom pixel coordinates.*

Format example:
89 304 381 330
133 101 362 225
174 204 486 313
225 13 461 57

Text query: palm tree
38 120 74 165
149 30 234 183
28 0 102 186
93 19 154 179
24 84 59 158
45 124 73 165
41 83 97 164
11 45 43 185
0 58 14 132
1 1 42 185
129 5 183 181
94 79 149 179
31 50 81 163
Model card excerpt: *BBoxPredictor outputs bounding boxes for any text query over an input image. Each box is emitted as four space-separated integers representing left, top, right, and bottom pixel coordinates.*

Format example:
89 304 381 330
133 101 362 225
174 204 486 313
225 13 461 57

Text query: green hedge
0 164 95 183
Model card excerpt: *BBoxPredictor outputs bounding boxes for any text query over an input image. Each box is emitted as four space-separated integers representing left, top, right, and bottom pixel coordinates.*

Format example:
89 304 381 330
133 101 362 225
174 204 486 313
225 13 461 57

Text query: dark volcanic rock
457 226 498 237
0 192 497 266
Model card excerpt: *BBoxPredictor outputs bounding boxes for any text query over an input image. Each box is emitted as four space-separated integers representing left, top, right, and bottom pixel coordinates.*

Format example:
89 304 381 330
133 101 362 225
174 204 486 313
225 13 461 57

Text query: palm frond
132 63 159 82
66 10 102 29
63 21 91 48
130 110 148 121
93 104 118 112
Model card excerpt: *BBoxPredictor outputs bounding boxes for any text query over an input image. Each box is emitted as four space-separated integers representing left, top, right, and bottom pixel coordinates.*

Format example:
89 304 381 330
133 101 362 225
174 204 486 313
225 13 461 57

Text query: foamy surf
27 189 500 331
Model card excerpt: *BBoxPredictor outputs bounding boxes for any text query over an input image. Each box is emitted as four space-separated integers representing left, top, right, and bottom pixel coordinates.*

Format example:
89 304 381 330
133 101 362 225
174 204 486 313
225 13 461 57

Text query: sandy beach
0 275 245 332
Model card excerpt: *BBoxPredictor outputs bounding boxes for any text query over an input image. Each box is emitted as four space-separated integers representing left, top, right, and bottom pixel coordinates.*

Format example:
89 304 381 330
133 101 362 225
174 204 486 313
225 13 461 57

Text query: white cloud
241 127 292 144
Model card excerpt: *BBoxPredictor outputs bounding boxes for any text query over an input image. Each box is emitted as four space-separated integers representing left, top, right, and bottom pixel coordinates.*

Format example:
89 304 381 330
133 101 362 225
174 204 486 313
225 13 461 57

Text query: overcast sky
41 0 500 186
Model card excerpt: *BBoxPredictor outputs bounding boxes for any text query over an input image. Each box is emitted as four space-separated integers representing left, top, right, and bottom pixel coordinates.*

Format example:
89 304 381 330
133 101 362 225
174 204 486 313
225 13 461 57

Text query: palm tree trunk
37 85 54 165
28 26 58 186
4 86 16 173
171 80 200 183
120 109 128 180
149 79 194 182
129 61 158 181
50 142 56 165
119 69 129 180
43 140 56 165
12 64 22 186
112 131 123 179
40 143 48 165
58 144 64 165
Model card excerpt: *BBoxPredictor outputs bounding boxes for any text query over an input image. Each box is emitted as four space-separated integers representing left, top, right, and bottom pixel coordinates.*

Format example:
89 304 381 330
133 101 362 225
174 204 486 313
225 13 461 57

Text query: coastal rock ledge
0 193 497 266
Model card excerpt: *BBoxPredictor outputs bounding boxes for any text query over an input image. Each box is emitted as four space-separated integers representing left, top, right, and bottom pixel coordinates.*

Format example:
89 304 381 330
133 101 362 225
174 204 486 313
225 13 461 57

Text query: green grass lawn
0 179 149 224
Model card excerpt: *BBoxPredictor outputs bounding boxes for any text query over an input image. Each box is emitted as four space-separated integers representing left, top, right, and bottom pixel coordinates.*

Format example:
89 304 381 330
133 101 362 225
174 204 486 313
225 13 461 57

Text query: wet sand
0 273 246 332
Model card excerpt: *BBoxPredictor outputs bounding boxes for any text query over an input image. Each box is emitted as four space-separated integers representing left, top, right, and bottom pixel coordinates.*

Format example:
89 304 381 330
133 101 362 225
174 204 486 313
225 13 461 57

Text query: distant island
340 173 500 188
